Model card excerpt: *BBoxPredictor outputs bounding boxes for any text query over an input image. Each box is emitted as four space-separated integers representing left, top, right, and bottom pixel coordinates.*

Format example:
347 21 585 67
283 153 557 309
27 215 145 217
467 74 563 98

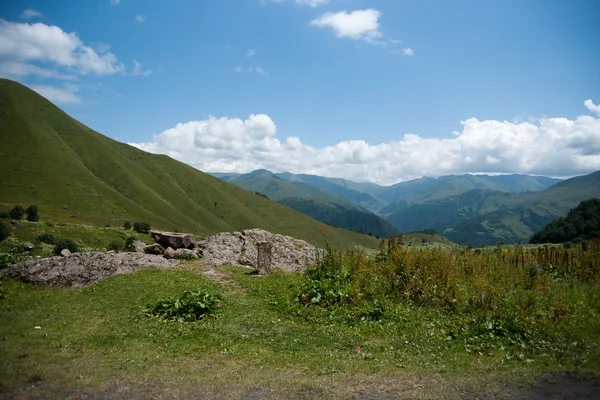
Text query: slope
0 79 378 250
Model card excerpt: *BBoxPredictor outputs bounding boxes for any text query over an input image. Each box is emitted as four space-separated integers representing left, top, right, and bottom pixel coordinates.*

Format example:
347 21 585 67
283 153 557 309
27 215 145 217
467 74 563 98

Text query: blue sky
1 0 600 184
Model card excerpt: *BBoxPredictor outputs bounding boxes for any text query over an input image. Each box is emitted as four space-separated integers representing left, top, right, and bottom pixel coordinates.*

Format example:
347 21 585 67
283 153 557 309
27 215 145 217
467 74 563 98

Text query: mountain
0 79 378 250
529 198 600 244
220 170 399 238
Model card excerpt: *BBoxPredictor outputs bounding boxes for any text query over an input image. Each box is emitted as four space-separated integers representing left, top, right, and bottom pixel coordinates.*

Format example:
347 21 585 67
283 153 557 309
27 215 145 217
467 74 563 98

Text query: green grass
1 240 599 398
0 79 377 251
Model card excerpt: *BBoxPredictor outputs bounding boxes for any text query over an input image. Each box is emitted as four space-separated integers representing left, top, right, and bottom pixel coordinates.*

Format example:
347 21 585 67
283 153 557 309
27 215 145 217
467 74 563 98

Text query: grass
0 78 378 251
1 238 599 398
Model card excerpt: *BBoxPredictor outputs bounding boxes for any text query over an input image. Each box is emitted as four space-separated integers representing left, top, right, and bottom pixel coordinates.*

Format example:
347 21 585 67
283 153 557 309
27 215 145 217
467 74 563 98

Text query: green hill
0 79 378 250
529 198 600 244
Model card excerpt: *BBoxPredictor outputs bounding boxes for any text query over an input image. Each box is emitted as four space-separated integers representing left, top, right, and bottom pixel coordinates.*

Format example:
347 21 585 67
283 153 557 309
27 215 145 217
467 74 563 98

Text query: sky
1 0 600 185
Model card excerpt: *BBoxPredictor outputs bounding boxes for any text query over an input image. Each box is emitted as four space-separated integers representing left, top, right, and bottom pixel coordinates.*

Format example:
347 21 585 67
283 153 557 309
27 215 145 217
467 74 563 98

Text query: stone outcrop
144 243 164 255
174 248 199 260
128 240 146 253
151 231 196 250
3 252 179 287
199 228 317 273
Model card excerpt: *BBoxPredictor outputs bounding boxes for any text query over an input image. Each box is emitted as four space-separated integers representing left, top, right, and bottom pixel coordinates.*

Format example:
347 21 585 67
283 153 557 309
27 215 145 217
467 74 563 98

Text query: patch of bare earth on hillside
2 372 599 399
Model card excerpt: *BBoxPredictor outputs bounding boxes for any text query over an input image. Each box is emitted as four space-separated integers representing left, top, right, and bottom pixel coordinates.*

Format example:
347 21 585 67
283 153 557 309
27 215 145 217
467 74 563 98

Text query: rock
60 249 72 257
128 240 146 253
23 244 34 252
3 252 179 287
200 228 317 273
144 243 164 255
163 247 175 259
151 231 196 250
173 248 199 260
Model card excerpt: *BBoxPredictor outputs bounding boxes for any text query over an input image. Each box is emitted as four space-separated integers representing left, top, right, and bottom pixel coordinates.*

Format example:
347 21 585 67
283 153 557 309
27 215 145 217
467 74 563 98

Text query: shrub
123 220 132 230
36 232 56 245
133 222 151 234
0 253 14 269
107 239 124 252
145 290 222 322
0 221 10 242
53 238 79 255
9 205 24 220
26 205 39 222
0 212 8 218
125 235 138 249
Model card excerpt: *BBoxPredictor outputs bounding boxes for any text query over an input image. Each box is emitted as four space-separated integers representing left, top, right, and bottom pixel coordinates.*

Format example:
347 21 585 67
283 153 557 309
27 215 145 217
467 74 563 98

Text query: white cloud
130 100 600 185
135 14 146 23
233 66 243 73
296 0 328 7
247 49 257 57
310 9 382 41
132 59 151 76
28 84 81 104
0 19 124 77
233 66 267 74
110 0 120 5
585 99 600 116
20 9 42 19
403 48 414 56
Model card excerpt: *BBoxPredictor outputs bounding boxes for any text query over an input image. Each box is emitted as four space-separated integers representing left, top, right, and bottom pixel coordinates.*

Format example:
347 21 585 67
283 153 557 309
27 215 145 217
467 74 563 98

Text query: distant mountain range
212 169 600 245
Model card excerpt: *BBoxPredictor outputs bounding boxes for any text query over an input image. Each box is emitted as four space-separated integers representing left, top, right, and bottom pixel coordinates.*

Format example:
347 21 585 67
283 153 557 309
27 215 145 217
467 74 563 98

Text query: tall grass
294 238 600 362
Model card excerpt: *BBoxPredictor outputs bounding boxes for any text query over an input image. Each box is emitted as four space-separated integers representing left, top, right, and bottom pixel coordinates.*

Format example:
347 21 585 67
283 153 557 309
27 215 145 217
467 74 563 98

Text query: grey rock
163 247 175 259
200 228 317 273
60 249 72 257
151 231 196 250
4 252 179 287
173 248 199 260
128 240 146 253
144 243 164 255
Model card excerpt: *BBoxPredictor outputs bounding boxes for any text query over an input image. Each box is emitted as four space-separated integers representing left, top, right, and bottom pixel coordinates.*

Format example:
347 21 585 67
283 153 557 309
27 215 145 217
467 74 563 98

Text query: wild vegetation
530 198 600 244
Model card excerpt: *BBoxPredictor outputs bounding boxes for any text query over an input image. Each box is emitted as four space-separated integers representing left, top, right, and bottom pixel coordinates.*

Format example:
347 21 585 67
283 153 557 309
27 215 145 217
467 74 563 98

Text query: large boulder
151 231 196 250
144 243 164 255
200 229 318 273
174 248 199 260
2 252 179 287
128 240 146 253
163 247 175 259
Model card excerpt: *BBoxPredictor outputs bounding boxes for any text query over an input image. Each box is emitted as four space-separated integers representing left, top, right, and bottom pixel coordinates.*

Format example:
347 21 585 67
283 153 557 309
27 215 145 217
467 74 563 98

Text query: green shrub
133 222 151 234
9 205 24 220
0 212 8 218
0 221 10 242
36 232 56 245
123 220 132 230
53 238 79 255
107 239 124 252
145 290 222 322
0 253 14 269
125 235 138 249
26 205 39 222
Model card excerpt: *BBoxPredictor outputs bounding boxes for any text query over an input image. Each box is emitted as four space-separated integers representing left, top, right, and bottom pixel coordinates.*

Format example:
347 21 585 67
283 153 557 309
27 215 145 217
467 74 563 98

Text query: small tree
133 222 151 234
0 221 10 242
26 205 39 222
9 205 24 220
123 220 132 230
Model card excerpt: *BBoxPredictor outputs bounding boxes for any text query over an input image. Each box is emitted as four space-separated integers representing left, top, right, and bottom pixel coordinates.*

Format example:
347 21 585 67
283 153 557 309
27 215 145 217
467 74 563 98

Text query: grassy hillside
0 79 378 250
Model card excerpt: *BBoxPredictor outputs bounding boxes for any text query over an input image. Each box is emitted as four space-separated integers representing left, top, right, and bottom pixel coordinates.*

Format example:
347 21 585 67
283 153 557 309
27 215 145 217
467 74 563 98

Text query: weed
145 290 222 322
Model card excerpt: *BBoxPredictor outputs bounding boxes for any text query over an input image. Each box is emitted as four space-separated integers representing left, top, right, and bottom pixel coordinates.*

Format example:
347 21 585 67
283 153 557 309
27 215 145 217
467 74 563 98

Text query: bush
145 290 222 322
26 205 39 222
125 235 138 249
0 253 14 269
0 212 8 218
107 239 124 252
9 205 24 220
133 222 151 234
53 238 79 255
123 220 132 230
0 221 10 242
36 232 56 245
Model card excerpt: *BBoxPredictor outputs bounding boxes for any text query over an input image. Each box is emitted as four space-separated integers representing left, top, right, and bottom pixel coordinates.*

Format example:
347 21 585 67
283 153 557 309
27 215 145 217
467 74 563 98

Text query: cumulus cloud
585 99 600 116
28 83 81 104
310 9 382 41
20 9 42 19
403 48 414 56
135 14 146 23
0 19 124 78
130 100 600 185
